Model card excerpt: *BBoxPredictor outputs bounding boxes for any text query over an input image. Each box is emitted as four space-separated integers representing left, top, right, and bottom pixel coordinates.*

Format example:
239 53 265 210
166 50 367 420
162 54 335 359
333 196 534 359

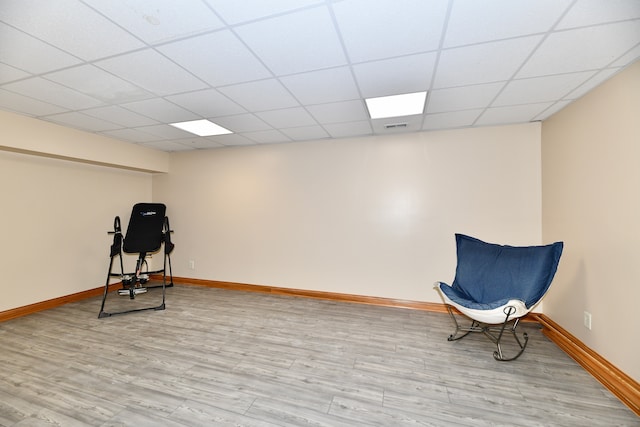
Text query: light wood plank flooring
0 284 637 426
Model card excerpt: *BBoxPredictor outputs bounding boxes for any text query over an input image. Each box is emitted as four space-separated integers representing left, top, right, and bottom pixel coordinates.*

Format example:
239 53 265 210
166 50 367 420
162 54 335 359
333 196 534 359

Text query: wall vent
384 123 408 129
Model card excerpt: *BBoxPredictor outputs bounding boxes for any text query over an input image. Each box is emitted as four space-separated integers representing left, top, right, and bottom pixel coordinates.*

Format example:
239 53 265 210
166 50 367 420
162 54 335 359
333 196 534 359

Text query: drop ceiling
0 0 638 152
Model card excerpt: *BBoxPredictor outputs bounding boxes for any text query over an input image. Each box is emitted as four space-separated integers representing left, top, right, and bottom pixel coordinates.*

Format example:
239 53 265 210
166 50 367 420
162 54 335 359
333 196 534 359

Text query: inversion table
98 203 174 318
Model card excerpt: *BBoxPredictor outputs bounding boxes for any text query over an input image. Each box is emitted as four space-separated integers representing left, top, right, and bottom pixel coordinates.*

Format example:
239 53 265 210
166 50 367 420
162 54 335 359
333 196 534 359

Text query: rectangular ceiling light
365 91 427 119
169 119 232 136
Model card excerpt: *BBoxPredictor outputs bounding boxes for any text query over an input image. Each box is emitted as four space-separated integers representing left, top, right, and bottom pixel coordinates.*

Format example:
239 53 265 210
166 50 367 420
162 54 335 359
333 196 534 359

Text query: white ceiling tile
95 49 208 95
235 7 346 75
135 124 195 139
565 68 622 99
206 134 255 147
42 111 120 132
435 36 542 88
0 23 81 74
518 21 640 78
218 79 299 111
211 114 272 133
324 121 372 138
333 0 448 62
166 89 246 118
121 98 199 123
422 109 484 130
557 0 640 29
242 129 291 144
257 107 317 128
475 103 553 126
493 72 595 106
185 139 228 150
280 125 329 141
204 0 323 25
444 0 572 48
353 52 437 98
82 105 159 128
2 77 103 110
0 88 68 116
611 44 640 67
0 0 145 60
0 62 30 83
44 65 151 104
307 100 368 124
533 100 573 121
427 82 504 114
280 67 359 105
101 128 160 143
83 0 225 44
158 31 271 87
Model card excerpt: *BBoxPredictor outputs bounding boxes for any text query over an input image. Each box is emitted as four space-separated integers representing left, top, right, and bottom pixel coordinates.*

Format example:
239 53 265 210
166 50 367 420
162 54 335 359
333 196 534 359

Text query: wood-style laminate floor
0 284 637 426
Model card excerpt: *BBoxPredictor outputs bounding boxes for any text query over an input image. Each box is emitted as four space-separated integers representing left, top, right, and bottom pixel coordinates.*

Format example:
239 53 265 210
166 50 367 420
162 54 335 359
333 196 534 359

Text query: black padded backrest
123 203 166 254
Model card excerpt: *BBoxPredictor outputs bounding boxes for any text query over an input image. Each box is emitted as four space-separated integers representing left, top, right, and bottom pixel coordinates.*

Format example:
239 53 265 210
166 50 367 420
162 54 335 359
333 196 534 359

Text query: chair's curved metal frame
438 295 529 361
98 215 174 318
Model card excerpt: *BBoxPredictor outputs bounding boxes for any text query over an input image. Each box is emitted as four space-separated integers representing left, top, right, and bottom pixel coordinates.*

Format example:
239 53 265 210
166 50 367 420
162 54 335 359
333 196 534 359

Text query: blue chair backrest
451 234 563 308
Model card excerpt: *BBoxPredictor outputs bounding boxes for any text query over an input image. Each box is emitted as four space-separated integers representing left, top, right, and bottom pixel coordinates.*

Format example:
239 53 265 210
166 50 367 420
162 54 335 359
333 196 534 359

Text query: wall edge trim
0 284 119 322
535 313 640 416
173 276 448 312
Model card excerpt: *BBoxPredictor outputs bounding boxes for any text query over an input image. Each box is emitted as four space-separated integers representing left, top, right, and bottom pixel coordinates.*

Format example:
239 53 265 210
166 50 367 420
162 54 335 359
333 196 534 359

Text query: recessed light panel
169 119 232 136
365 91 427 119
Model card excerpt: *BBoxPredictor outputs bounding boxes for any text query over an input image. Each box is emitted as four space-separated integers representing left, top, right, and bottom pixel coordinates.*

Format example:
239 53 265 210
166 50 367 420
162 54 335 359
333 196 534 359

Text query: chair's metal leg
491 308 529 361
155 251 169 311
98 256 116 318
148 251 170 311
166 252 174 286
443 304 530 361
445 305 480 341
100 253 166 318
156 274 166 311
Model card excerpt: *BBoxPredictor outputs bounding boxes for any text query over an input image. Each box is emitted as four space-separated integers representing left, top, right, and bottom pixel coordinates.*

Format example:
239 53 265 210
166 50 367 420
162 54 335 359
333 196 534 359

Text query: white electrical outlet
188 260 195 270
583 311 592 330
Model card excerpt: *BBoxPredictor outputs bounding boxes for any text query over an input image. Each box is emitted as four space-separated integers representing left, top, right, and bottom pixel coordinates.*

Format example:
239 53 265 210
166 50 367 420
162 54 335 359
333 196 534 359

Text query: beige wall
153 123 543 302
0 111 164 312
0 150 152 311
542 61 640 381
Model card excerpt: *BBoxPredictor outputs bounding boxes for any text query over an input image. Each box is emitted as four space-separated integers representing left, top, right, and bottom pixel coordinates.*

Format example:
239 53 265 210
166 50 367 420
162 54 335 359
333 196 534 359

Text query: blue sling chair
99 203 175 318
435 234 563 361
